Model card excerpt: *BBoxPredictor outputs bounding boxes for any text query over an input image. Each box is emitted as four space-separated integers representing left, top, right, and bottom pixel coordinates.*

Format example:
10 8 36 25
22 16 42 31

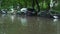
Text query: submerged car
20 8 37 16
20 8 27 15
1 9 7 14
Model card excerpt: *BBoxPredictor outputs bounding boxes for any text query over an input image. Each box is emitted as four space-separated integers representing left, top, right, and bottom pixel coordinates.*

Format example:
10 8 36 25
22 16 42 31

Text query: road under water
0 14 60 34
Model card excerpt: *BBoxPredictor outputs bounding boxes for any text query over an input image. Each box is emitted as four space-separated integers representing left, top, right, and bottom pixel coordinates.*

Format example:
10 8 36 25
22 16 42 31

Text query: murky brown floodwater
0 14 60 34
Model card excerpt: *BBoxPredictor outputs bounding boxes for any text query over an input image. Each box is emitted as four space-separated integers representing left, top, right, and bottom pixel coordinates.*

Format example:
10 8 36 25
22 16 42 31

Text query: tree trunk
24 0 27 8
32 0 35 9
35 0 40 12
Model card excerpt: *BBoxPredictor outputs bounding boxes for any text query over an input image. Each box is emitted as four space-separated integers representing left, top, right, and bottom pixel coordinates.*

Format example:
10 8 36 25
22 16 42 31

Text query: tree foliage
0 0 60 11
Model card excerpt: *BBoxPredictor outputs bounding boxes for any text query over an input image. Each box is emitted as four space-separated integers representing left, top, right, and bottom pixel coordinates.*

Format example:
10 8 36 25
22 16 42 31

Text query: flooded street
0 14 60 34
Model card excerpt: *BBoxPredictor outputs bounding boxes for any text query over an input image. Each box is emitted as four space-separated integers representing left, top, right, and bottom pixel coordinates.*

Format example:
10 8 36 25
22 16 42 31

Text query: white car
20 8 27 13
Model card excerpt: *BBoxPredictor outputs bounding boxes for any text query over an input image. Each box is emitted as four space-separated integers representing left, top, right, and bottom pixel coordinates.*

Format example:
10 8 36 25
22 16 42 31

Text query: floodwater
0 14 60 34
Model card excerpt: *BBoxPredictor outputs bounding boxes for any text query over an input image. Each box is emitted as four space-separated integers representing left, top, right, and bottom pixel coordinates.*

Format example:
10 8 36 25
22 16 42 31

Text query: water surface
0 14 60 34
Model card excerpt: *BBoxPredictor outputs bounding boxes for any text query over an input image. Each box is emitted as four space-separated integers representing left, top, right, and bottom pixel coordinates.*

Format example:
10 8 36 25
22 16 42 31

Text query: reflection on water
1 14 6 18
0 14 60 34
10 15 15 23
53 19 58 22
20 17 27 26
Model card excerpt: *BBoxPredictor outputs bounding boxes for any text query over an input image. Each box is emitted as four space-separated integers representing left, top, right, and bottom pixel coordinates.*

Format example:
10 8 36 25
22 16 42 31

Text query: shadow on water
0 15 60 34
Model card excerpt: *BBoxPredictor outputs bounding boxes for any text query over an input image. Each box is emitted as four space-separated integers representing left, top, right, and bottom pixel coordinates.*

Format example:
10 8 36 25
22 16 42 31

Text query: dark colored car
26 8 37 16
